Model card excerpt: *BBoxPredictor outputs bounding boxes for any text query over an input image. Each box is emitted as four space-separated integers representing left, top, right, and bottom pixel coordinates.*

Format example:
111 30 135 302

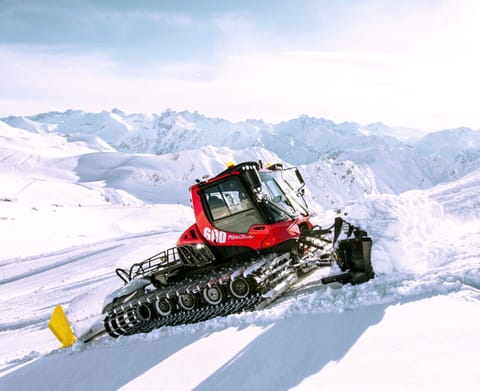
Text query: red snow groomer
103 161 374 337
50 161 374 345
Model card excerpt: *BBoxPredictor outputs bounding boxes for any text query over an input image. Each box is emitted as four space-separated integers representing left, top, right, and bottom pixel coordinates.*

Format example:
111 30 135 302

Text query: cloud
1 42 479 130
1 1 480 130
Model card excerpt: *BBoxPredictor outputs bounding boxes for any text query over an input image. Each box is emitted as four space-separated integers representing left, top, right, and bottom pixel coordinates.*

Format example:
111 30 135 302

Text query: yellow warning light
226 161 235 168
265 163 271 168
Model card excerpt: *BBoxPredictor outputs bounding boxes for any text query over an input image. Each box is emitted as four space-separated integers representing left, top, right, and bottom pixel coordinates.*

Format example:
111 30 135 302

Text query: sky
1 0 479 131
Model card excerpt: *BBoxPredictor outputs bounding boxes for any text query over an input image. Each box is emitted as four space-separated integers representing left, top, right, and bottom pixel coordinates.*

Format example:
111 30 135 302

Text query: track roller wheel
155 297 174 316
202 285 224 305
178 293 196 310
135 303 152 322
228 277 251 299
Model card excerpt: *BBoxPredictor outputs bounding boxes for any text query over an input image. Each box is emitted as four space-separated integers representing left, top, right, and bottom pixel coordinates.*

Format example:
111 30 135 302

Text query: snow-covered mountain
0 110 479 390
0 113 383 209
3 109 479 195
2 109 413 162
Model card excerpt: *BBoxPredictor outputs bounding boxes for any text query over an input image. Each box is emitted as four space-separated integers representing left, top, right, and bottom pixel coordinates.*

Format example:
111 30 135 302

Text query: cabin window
203 177 263 233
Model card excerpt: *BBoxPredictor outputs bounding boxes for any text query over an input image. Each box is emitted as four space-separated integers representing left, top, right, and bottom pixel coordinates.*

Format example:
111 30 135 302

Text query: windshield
259 169 309 217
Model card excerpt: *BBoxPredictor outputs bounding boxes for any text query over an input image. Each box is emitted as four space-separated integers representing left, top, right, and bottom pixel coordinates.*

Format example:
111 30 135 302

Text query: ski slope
0 117 479 390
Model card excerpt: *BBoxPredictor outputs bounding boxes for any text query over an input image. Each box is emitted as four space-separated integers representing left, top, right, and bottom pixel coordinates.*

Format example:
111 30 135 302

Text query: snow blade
322 236 374 285
48 305 76 348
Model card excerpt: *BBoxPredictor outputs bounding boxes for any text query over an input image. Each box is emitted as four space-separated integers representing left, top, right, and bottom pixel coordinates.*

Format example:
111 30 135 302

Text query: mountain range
2 108 479 203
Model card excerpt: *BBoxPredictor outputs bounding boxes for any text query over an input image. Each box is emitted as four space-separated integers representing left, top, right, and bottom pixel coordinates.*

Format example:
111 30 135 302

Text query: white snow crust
0 111 479 390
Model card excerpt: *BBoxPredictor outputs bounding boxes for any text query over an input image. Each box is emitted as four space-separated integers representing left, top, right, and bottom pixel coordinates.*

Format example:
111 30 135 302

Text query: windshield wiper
264 198 297 219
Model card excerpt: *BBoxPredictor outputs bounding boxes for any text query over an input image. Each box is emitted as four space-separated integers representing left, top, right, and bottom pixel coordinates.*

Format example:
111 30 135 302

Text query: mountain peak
111 108 125 116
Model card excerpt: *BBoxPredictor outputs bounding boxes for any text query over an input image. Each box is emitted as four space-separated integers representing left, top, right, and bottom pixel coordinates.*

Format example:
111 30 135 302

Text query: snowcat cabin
179 161 314 262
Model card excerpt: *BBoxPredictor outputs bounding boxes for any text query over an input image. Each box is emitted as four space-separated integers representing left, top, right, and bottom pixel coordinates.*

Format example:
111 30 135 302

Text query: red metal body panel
176 223 204 246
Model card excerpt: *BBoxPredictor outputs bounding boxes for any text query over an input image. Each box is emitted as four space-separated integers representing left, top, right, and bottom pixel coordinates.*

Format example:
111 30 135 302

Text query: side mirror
295 168 305 186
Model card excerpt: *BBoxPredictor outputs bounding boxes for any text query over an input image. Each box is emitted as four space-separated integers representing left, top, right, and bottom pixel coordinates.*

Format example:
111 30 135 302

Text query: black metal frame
115 245 216 284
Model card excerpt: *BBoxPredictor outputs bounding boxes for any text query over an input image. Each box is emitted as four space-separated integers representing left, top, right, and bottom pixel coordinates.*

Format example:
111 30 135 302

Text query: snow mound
348 191 452 274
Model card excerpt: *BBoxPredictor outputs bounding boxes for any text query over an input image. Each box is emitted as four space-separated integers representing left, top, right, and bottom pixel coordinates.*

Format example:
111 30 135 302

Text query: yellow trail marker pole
48 305 77 348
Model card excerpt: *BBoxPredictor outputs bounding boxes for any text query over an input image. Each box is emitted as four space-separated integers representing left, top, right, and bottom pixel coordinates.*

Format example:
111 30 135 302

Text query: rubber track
135 294 262 335
104 254 291 337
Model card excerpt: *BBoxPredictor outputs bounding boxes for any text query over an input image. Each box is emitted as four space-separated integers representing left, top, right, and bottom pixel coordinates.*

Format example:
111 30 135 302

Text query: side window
205 189 229 220
203 177 263 233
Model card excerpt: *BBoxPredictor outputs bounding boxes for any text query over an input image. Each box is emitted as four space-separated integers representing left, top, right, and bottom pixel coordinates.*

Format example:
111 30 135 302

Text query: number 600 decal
203 227 227 243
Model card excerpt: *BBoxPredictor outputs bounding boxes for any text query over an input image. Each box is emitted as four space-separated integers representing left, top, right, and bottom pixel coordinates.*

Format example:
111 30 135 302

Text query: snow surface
0 111 479 390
